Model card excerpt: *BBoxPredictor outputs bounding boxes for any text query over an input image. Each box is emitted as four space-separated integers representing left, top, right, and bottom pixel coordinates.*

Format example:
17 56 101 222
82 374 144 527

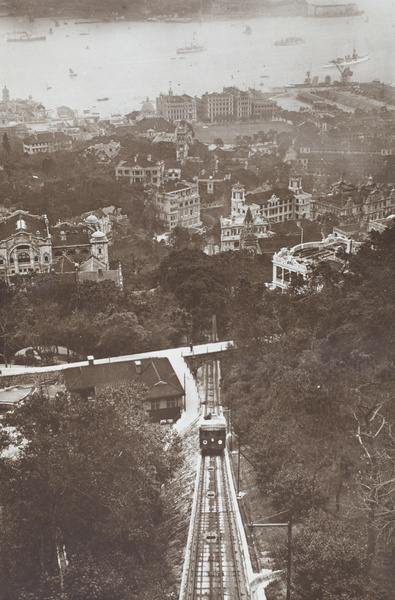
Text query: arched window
18 252 30 264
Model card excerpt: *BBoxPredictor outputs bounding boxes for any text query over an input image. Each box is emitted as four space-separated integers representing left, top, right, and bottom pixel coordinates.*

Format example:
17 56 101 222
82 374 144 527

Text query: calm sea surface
1 0 394 118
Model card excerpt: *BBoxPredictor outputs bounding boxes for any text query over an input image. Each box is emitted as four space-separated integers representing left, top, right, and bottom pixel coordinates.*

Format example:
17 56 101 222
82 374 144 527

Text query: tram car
199 413 227 454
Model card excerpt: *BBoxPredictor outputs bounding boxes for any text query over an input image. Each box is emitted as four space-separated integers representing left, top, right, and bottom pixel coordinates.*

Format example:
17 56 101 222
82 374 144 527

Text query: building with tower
245 177 312 223
220 183 273 252
175 121 193 162
156 87 197 123
0 210 122 286
2 86 10 103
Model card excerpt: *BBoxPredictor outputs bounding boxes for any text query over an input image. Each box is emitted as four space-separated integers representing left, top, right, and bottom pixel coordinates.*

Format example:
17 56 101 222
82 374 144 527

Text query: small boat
243 25 252 34
97 97 109 102
274 37 304 46
7 31 46 42
176 42 206 54
69 68 77 77
324 49 369 68
260 74 269 78
46 83 52 90
79 32 89 35
49 28 53 34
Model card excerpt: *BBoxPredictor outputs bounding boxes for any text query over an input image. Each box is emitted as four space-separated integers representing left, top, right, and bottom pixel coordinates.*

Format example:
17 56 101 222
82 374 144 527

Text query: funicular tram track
181 360 249 600
185 454 248 600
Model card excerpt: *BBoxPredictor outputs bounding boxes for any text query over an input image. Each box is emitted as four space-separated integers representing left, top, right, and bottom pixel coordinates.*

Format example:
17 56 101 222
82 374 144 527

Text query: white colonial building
271 232 360 290
220 183 273 252
0 210 121 286
153 181 201 230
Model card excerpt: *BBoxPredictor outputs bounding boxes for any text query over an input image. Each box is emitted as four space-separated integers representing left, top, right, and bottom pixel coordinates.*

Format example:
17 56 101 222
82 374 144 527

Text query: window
151 401 160 411
167 399 177 408
44 255 49 263
18 252 30 263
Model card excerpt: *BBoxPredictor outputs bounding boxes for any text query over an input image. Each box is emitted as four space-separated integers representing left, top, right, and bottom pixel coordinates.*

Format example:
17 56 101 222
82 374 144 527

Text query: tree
94 311 151 356
2 132 11 155
0 386 178 599
293 510 367 600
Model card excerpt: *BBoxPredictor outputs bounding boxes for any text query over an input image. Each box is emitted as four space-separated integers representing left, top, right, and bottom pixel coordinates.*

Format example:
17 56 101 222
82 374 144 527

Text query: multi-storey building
245 177 312 223
200 91 234 122
0 211 52 278
156 89 197 123
0 210 121 285
220 183 272 252
196 86 278 123
311 181 395 224
153 181 201 230
23 131 72 154
250 94 278 120
115 155 164 187
222 87 277 121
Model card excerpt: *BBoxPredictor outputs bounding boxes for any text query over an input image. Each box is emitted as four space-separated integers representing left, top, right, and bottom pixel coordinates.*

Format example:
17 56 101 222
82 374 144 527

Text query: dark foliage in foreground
0 386 180 599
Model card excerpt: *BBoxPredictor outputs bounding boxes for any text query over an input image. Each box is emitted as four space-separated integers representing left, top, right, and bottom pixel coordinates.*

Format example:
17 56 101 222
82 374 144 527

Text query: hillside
221 225 395 599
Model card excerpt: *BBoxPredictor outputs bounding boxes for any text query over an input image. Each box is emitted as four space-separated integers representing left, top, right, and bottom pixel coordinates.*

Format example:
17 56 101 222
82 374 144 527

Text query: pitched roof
23 131 69 145
51 223 91 246
51 254 77 273
63 356 184 400
0 210 48 242
246 188 294 206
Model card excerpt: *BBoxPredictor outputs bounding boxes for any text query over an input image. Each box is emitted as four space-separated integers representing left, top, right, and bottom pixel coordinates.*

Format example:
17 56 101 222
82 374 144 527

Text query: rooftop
64 356 184 400
0 210 48 242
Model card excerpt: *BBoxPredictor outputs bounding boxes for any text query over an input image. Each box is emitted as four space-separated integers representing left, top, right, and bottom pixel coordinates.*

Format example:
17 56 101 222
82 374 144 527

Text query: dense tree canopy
0 386 180 599
223 225 395 598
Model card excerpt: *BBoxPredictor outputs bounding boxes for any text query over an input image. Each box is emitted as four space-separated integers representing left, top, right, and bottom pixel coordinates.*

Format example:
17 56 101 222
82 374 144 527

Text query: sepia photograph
0 0 395 598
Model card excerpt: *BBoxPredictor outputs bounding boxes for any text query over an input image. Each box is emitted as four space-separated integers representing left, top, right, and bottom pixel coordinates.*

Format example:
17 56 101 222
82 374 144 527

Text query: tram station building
64 356 184 422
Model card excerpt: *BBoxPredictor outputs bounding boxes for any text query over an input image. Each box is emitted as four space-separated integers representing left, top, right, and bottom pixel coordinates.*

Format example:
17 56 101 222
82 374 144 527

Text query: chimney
87 355 94 366
135 360 142 374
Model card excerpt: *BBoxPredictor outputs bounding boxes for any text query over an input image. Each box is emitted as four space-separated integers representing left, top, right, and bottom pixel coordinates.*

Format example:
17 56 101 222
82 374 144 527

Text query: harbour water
1 0 394 118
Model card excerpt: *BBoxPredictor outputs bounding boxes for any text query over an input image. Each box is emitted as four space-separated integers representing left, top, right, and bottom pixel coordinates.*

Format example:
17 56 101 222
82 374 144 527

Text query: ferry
274 37 304 46
7 31 46 42
324 50 369 68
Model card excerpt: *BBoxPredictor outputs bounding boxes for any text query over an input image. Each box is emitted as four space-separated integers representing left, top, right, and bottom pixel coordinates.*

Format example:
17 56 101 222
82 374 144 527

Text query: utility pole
237 435 241 496
248 514 292 600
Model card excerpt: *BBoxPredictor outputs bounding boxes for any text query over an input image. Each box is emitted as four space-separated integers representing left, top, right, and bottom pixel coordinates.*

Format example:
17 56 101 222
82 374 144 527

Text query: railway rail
179 360 251 600
203 359 219 415
182 454 250 600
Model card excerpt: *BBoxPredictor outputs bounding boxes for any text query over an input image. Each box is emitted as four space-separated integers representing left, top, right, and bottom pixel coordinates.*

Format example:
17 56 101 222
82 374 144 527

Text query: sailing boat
69 68 77 77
